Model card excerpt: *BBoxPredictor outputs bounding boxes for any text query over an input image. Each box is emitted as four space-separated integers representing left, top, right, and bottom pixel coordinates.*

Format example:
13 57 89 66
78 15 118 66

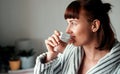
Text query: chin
72 42 81 46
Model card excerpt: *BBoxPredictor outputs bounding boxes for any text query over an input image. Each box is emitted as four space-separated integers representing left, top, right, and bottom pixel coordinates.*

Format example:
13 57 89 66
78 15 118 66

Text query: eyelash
71 22 77 25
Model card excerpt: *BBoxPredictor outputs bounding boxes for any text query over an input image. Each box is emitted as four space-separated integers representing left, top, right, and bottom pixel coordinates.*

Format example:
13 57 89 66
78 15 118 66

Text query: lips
68 36 75 43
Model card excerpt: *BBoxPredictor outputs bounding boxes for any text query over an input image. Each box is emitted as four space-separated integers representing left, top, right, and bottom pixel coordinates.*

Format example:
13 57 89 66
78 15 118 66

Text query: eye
71 21 77 25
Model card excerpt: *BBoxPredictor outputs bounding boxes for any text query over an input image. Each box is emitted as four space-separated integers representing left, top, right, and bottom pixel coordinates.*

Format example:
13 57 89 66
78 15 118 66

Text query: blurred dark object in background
0 45 15 73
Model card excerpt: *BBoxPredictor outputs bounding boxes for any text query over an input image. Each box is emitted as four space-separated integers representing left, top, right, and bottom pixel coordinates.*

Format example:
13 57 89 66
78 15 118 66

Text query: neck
82 39 109 61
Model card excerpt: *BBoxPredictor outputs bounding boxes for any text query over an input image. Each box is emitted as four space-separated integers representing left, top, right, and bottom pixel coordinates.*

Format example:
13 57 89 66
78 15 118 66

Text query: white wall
0 0 120 55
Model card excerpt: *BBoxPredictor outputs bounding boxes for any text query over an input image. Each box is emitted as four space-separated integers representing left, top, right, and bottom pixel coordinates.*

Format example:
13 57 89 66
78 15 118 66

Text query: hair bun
103 3 111 13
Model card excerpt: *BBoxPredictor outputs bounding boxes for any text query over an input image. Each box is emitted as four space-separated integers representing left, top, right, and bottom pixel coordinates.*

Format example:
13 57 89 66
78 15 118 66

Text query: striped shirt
34 40 120 74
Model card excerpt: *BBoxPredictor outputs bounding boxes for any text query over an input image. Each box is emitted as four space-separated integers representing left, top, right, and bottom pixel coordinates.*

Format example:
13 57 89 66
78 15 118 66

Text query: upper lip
70 35 75 39
67 33 75 39
69 34 75 37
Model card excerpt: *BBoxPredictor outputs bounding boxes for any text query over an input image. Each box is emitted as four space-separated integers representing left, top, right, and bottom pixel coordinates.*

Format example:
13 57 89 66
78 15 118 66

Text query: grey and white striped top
34 40 120 74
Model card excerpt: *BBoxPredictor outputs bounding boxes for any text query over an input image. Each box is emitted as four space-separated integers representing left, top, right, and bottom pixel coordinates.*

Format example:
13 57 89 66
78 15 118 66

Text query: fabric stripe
34 40 120 74
87 41 120 74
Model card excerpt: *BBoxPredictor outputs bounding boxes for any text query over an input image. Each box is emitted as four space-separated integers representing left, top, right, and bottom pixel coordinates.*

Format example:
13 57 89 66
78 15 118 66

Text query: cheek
73 25 92 45
75 25 89 37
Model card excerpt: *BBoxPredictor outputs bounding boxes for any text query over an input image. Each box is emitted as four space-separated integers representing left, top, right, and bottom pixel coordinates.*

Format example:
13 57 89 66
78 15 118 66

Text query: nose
66 24 72 34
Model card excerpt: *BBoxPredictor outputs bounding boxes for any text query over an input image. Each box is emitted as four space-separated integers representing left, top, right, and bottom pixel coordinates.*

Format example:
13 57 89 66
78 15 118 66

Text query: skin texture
45 12 109 74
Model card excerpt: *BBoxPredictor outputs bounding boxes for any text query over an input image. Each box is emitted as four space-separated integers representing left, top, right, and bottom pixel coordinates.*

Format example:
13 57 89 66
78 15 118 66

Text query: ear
91 19 100 32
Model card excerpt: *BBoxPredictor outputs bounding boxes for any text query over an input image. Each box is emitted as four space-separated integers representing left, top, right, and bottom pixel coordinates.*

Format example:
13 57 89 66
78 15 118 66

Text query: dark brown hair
64 0 115 50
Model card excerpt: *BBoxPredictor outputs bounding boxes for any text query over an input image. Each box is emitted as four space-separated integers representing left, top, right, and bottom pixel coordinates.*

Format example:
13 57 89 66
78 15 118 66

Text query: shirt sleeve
34 52 63 74
34 44 76 74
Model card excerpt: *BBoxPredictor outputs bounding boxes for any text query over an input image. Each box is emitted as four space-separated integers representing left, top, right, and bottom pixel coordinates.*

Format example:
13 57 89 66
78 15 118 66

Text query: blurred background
0 0 120 73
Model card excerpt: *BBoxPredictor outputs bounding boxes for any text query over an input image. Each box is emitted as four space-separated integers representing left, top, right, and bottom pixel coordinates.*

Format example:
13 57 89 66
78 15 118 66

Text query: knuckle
52 34 55 37
52 34 56 38
45 40 48 44
48 37 52 40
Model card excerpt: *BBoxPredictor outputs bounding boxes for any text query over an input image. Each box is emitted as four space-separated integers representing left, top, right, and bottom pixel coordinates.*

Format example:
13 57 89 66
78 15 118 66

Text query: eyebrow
69 19 79 22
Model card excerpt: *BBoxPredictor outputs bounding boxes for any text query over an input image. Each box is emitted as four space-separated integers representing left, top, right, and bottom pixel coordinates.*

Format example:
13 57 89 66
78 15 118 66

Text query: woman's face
66 15 94 46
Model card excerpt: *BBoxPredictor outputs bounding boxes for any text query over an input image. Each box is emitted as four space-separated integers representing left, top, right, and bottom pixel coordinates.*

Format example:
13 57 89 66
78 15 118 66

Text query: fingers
45 39 54 47
45 30 69 54
45 39 55 53
54 30 60 36
45 31 61 48
48 36 58 46
47 30 60 46
52 34 60 44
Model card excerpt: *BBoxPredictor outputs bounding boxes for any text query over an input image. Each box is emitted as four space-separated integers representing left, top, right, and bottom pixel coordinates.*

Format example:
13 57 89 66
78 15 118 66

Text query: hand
45 30 67 62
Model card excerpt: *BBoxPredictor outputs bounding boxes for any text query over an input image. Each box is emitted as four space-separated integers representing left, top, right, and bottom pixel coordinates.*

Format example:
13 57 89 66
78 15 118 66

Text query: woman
34 0 120 74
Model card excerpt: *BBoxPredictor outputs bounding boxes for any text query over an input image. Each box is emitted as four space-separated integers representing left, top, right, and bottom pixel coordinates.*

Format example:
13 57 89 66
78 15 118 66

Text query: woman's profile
34 0 120 74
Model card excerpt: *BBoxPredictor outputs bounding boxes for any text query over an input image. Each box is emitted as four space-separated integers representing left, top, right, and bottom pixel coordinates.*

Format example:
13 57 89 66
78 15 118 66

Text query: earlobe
91 19 100 32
